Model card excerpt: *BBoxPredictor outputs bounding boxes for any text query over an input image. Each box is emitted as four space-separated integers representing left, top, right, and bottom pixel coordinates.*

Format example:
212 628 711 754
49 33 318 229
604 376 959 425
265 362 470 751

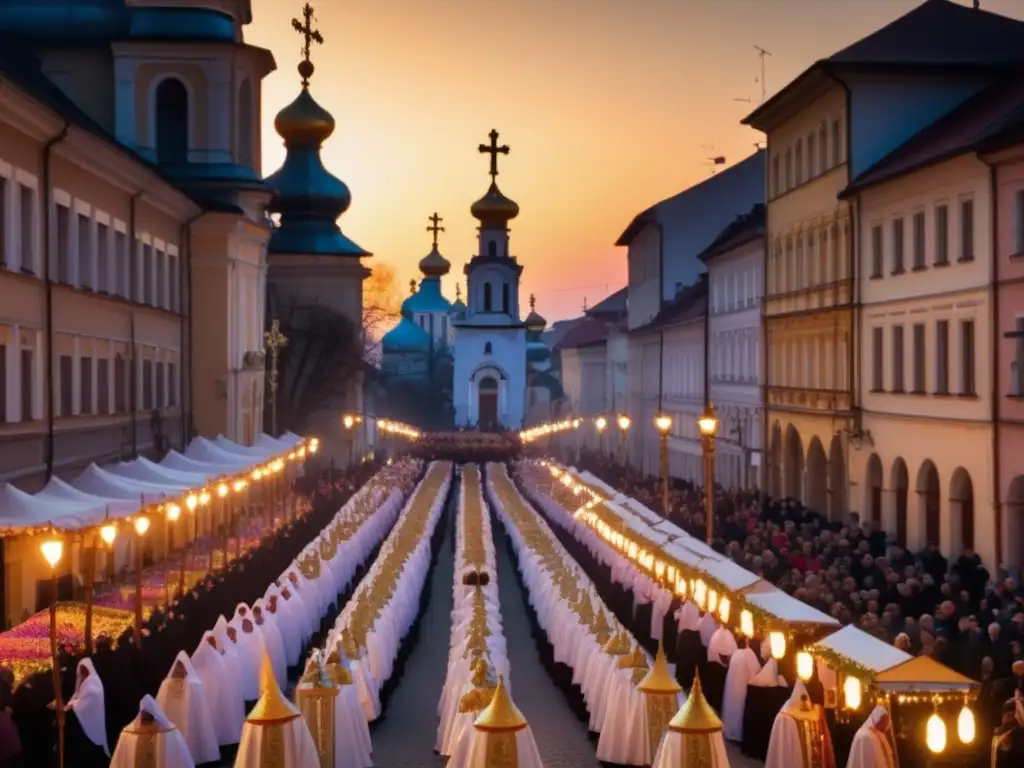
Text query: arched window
483 282 493 312
484 342 493 355
237 79 254 167
488 241 497 258
155 78 189 165
502 283 510 313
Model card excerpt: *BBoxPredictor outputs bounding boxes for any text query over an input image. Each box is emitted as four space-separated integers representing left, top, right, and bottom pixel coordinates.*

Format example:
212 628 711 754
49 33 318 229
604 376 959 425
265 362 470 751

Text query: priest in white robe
191 631 246 748
234 654 319 768
845 705 897 768
652 672 731 768
64 658 110 764
110 695 195 768
596 646 650 763
765 681 836 768
323 649 374 768
698 611 719 648
156 652 221 765
721 639 761 742
448 676 544 768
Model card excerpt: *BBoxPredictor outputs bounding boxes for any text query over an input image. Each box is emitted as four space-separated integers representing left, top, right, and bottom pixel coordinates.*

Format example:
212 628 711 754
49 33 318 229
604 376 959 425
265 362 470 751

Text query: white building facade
703 204 765 490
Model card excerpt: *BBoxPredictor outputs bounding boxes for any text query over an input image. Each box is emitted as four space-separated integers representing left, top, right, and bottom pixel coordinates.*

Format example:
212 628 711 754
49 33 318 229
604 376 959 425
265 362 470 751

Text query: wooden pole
49 568 65 768
83 535 96 655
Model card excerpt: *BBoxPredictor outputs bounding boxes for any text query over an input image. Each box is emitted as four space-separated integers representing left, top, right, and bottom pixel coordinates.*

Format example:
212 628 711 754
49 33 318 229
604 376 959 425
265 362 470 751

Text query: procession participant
704 624 738 712
0 667 22 768
992 694 1024 768
673 599 702 685
597 645 651 763
280 572 317 643
721 637 761 742
191 630 246 749
698 609 719 648
212 616 247 696
265 585 303 668
156 653 221 766
635 643 686 765
652 672 731 768
63 658 110 766
324 649 373 767
765 681 836 768
109 695 195 768
229 610 266 704
252 599 288 686
846 705 897 768
448 675 544 768
446 661 498 765
234 654 318 768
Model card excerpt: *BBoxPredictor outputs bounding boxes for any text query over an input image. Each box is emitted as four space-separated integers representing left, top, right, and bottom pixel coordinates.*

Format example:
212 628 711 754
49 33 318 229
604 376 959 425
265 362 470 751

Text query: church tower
452 130 528 430
264 3 370 463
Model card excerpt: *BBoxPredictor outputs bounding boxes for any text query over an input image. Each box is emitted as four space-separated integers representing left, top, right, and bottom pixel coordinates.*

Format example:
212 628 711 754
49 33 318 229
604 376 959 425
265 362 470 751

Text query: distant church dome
524 294 547 333
470 182 519 229
381 316 430 353
418 245 450 278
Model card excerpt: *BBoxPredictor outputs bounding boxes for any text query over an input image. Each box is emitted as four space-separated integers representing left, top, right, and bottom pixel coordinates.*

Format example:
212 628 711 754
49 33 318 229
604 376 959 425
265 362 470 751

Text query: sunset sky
249 0 1024 323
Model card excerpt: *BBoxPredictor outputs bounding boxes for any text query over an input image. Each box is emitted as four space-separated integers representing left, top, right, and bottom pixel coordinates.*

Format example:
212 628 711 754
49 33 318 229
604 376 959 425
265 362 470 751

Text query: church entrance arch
478 376 498 430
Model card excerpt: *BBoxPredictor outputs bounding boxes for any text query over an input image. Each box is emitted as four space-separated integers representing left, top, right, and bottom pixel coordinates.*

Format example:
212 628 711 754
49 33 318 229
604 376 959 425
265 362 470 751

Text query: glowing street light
697 402 719 544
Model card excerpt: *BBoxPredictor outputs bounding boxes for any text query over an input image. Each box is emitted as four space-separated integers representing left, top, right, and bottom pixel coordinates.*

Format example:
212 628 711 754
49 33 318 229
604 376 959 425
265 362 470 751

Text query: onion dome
451 283 466 313
471 182 520 230
419 245 451 278
274 87 335 148
381 316 430 353
474 675 527 733
524 294 546 332
669 671 722 733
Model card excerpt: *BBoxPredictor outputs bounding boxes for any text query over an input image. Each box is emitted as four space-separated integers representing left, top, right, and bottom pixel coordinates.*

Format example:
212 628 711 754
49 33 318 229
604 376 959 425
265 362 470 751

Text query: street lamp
133 515 150 649
617 415 631 465
595 416 607 456
697 402 719 545
655 415 672 514
343 413 356 467
40 536 66 768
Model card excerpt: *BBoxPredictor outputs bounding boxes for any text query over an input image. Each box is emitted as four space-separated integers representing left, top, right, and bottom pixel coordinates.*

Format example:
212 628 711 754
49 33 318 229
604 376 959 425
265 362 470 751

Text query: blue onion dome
382 316 430 353
527 341 551 364
418 245 450 278
451 283 466 313
471 182 519 229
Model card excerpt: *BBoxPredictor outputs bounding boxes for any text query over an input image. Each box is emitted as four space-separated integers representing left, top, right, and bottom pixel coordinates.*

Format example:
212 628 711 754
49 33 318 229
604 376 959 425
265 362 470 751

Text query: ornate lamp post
264 319 289 437
40 537 65 768
343 413 356 468
595 416 607 456
655 415 672 514
697 402 719 545
133 514 151 649
617 414 631 466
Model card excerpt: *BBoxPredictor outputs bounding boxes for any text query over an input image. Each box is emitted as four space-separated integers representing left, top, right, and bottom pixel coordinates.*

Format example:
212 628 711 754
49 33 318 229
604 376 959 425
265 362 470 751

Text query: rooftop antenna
702 144 726 176
754 45 772 104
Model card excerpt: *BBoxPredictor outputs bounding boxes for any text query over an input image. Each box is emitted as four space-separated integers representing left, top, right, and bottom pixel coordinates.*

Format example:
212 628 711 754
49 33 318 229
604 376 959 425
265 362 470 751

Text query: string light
769 631 786 660
843 676 862 710
186 494 198 511
740 610 754 638
957 704 975 744
718 596 730 624
166 504 181 522
217 483 229 498
134 517 150 536
100 524 117 546
926 709 947 754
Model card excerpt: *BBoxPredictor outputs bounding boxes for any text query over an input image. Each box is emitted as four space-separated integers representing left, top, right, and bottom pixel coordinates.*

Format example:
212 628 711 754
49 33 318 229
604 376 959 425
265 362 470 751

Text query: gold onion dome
669 672 722 733
419 245 451 277
474 674 527 733
525 294 547 332
638 643 683 694
274 86 335 148
471 182 520 229
247 653 300 724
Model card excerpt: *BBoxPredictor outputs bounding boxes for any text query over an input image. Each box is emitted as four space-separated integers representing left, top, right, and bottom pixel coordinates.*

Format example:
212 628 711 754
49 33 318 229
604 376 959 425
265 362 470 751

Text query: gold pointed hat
638 642 683 694
247 653 300 724
474 674 527 733
669 671 722 733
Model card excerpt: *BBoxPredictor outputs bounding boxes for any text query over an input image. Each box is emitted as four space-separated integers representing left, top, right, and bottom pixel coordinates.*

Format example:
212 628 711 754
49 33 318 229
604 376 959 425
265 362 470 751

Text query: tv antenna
754 45 772 104
702 144 726 176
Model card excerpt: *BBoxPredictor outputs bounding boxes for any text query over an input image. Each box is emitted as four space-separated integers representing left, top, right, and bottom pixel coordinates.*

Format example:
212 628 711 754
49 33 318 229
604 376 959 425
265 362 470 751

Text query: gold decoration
474 674 526 733
247 653 299 724
638 642 682 694
669 671 722 734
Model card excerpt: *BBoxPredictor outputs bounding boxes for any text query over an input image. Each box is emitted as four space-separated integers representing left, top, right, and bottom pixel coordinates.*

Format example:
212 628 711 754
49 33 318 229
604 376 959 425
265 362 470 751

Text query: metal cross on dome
427 212 445 248
292 3 324 86
479 129 510 180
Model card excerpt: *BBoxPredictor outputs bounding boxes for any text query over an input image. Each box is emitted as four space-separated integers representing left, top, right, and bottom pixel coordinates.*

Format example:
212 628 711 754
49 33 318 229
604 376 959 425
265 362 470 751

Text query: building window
794 139 804 185
913 210 929 270
936 320 949 394
487 241 497 258
818 124 827 172
155 78 189 165
912 323 926 393
98 357 110 414
114 354 127 412
959 198 974 262
807 133 817 178
155 361 165 408
20 184 34 275
55 203 71 283
934 205 948 266
892 217 905 274
871 327 884 391
168 362 177 407
144 244 155 305
502 283 509 313
115 230 128 297
831 119 842 166
892 325 904 392
80 356 93 415
961 319 976 396
483 282 492 312
169 254 179 312
78 214 93 290
142 359 153 411
20 348 33 420
1012 317 1024 396
96 222 109 293
771 154 780 197
870 224 883 278
59 354 73 416
155 248 166 309
784 148 793 190
484 342 492 355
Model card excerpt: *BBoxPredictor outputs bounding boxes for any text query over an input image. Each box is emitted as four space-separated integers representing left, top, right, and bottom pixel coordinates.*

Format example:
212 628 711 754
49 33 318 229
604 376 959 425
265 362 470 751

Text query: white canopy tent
213 435 274 458
35 477 138 519
72 465 181 504
106 459 210 489
184 437 256 469
0 484 96 529
160 450 233 476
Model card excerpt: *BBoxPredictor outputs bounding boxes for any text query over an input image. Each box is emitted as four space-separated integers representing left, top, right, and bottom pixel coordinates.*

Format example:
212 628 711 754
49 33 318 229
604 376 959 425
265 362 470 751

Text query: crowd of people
0 458 380 768
572 448 1024 750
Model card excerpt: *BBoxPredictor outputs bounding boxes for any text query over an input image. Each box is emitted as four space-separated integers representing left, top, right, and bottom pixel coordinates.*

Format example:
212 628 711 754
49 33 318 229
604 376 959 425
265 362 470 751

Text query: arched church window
488 241 497 258
155 78 189 165
483 282 493 312
237 79 254 167
484 342 493 355
502 283 510 313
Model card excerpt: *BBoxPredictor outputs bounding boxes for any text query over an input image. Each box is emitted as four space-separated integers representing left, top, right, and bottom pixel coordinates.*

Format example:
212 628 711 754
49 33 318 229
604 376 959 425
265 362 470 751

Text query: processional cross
292 3 324 87
479 129 510 179
427 212 445 248
265 319 289 436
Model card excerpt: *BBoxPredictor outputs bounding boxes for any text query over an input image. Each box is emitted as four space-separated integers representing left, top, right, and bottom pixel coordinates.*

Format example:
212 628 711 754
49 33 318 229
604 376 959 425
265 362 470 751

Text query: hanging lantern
708 590 719 615
740 610 754 638
926 712 947 754
769 631 786 660
694 580 708 610
957 705 975 744
674 577 687 598
796 652 814 682
843 676 862 710
718 596 731 624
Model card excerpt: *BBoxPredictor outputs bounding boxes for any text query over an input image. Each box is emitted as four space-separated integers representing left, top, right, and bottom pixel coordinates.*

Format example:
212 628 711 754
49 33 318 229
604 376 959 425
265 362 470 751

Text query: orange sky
249 0 1024 323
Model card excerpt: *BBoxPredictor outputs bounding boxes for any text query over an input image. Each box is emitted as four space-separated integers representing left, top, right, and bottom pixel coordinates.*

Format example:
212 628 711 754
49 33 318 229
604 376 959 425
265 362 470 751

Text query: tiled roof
842 75 1024 195
698 204 765 264
555 318 611 350
586 287 627 319
631 277 708 335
